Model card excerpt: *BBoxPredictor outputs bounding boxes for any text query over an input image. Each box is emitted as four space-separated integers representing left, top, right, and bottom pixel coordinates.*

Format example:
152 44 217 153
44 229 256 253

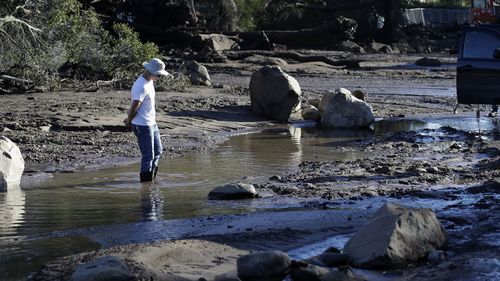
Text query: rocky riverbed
1 52 499 280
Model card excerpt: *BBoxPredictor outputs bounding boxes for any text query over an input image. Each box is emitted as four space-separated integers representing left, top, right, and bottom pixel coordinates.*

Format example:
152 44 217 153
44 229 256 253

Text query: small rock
361 190 378 198
322 269 366 281
427 250 446 263
308 98 321 108
315 253 350 267
214 270 241 281
351 90 365 101
39 125 51 132
208 183 256 200
426 166 440 174
415 57 442 67
323 246 341 254
302 105 321 121
290 263 330 281
237 251 291 281
270 175 282 181
304 183 318 190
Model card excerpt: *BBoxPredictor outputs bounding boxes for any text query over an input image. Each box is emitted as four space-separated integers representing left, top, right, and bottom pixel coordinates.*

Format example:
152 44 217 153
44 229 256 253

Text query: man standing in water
124 58 169 182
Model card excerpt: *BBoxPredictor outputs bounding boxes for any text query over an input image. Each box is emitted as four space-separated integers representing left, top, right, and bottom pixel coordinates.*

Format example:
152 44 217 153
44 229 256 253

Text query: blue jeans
132 124 162 173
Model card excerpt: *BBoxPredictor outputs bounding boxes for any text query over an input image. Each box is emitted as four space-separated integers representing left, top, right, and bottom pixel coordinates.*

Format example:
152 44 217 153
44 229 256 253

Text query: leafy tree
0 0 160 90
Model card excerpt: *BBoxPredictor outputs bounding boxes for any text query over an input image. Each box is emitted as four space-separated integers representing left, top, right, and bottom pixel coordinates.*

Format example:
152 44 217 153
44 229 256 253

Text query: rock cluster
62 204 447 281
318 88 374 128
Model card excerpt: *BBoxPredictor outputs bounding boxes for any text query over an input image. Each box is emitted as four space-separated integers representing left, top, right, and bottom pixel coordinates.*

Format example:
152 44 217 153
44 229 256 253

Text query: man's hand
123 117 131 129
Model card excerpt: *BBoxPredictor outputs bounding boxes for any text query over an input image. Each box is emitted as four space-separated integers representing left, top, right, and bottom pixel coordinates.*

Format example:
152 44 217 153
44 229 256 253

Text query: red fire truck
471 0 500 23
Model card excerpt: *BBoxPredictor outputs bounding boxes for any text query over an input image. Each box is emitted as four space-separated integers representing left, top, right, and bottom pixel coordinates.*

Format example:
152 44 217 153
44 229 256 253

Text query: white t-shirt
131 76 156 126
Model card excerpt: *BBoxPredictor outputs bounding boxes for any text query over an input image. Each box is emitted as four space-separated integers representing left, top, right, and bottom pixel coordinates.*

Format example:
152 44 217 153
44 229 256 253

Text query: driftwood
232 17 358 50
0 75 33 84
225 50 361 69
0 75 34 94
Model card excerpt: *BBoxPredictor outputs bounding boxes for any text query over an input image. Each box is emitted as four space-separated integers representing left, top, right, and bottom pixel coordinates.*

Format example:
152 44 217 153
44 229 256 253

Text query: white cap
142 58 170 76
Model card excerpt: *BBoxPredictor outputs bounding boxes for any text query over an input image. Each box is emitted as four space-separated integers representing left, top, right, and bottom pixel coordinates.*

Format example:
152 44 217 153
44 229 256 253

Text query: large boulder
249 66 301 122
319 88 374 128
69 256 134 281
343 203 448 269
208 183 256 200
0 136 24 192
237 251 291 281
181 60 212 86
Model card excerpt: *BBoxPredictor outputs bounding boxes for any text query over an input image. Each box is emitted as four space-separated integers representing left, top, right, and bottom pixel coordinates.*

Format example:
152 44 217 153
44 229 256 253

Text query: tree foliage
0 0 160 90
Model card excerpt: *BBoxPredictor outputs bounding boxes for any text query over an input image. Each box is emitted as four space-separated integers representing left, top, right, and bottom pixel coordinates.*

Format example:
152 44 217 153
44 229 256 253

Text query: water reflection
0 186 25 237
140 183 164 221
373 119 433 134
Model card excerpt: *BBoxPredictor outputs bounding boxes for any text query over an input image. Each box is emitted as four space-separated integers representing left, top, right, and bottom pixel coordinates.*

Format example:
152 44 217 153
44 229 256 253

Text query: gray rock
335 41 365 53
0 136 25 192
319 88 374 129
427 250 446 263
323 246 341 254
291 263 331 281
308 98 321 108
351 90 365 102
243 55 288 68
199 34 240 52
303 257 326 267
69 256 134 281
249 66 301 122
321 269 366 281
39 125 51 132
314 253 350 267
368 42 397 54
215 270 241 281
237 251 291 281
302 105 321 121
343 203 448 268
208 183 256 200
415 57 442 67
182 60 212 86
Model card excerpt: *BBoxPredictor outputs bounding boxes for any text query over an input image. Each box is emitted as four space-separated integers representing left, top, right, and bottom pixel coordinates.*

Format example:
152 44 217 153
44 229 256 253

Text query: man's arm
124 100 141 128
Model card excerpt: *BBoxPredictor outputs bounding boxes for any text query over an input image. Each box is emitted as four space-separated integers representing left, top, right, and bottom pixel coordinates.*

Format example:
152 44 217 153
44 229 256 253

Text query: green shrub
109 23 159 87
0 0 161 90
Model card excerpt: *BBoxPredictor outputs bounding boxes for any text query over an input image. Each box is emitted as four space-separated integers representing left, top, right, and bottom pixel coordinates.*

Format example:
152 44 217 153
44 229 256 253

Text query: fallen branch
224 50 361 68
0 74 33 85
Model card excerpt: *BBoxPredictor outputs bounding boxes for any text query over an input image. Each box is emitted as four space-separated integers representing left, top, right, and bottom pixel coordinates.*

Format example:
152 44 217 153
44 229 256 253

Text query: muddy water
0 116 497 280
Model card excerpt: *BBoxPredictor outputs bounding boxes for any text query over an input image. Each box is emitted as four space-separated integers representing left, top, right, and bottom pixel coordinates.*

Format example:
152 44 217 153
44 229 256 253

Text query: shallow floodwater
0 116 498 280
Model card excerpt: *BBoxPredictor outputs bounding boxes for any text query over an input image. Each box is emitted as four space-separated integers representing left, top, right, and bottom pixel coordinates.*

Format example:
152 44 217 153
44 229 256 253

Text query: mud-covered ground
2 52 499 280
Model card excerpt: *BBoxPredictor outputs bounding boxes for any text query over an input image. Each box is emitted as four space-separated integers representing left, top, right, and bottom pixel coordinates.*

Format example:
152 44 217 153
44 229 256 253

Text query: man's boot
140 172 153 182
